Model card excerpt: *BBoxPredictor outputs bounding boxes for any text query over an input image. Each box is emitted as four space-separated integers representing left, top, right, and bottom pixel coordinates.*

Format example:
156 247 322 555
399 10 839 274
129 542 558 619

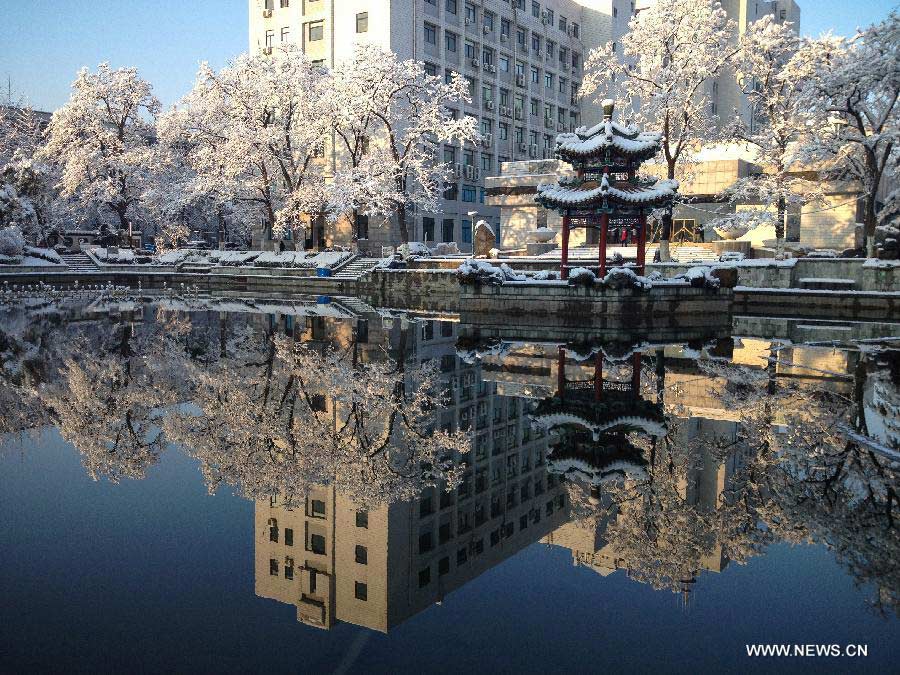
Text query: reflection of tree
699 352 900 615
37 318 177 482
163 329 471 508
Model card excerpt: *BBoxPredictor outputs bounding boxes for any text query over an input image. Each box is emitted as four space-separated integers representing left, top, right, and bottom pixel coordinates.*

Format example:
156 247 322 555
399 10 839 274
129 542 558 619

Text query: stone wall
359 269 460 312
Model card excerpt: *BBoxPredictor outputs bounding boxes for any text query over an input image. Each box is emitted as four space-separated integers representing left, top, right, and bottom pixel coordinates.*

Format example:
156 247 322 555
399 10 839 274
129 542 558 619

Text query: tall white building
249 0 634 251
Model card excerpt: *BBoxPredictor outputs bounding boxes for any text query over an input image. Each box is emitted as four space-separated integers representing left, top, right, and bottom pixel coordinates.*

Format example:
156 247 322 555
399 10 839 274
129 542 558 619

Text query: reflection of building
253 315 569 632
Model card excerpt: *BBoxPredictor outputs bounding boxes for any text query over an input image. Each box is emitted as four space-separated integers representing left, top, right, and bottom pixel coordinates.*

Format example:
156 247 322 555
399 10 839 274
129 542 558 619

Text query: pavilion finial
602 98 615 119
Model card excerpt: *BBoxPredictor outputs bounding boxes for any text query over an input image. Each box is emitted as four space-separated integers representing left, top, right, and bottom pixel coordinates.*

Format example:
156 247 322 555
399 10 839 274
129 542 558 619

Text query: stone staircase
332 256 383 280
60 252 98 271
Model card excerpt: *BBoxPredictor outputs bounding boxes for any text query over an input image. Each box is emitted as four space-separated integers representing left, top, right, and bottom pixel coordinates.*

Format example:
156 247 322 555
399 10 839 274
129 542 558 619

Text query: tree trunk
864 190 878 258
775 195 786 259
658 159 676 262
396 203 410 245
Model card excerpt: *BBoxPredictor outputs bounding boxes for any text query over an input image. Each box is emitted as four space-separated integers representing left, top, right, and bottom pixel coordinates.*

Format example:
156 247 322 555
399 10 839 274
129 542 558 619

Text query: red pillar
557 346 566 398
637 211 647 276
631 352 642 398
599 212 609 278
593 355 603 401
561 214 570 280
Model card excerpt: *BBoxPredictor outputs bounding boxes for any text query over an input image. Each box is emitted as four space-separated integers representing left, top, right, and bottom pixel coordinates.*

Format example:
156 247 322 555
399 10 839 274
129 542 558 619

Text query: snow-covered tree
0 104 60 245
158 46 330 246
328 43 480 244
42 63 160 236
582 1 739 260
716 16 822 256
794 13 900 256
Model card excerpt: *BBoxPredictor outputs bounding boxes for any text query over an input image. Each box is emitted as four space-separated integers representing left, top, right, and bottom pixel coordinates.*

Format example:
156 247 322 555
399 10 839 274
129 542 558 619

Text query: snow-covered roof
535 173 678 210
555 114 663 162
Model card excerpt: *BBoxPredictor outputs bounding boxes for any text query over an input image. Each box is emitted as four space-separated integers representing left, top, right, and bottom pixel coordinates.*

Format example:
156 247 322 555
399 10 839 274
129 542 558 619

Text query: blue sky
0 0 896 113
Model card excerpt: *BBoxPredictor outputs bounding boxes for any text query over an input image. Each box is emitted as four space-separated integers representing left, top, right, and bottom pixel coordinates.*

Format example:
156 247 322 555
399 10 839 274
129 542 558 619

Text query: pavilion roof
535 173 678 210
555 101 663 162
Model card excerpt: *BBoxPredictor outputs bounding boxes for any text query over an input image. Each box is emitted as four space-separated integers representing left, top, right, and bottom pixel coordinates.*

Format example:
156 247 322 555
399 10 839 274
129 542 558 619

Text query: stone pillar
557 346 566 398
593 355 603 402
561 214 570 280
631 352 642 398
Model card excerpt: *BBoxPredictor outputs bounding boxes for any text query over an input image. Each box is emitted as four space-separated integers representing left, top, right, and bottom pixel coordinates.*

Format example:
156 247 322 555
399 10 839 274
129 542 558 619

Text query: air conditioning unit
487 64 496 73
542 17 551 25
500 33 508 43
262 46 274 55
453 163 462 177
529 144 538 157
516 142 527 153
534 50 542 59
485 100 495 110
541 10 549 19
471 59 481 68
474 167 481 180
515 74 525 87
513 107 523 120
566 26 576 36
465 18 471 26
262 9 273 18
570 96 578 106
544 117 553 128
483 133 493 146
557 122 565 131
464 165 476 180
572 66 578 75
483 24 491 34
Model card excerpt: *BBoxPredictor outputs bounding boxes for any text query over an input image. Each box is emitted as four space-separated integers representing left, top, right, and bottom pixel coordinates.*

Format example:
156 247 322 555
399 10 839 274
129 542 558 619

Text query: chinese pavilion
535 100 678 280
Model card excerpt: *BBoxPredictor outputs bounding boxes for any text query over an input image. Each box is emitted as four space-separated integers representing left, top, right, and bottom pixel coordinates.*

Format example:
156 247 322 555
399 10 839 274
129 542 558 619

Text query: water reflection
1 295 898 636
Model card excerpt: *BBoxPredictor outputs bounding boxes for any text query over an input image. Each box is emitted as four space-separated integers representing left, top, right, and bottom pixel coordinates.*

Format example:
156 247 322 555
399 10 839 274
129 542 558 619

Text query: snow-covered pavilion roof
535 173 678 211
555 102 663 163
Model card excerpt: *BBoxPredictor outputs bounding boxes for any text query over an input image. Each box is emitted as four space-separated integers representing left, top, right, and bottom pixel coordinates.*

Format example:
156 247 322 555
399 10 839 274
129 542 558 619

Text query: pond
1 294 898 673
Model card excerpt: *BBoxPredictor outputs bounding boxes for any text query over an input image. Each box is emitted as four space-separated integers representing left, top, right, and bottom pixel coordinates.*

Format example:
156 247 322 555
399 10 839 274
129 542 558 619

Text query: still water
1 294 898 673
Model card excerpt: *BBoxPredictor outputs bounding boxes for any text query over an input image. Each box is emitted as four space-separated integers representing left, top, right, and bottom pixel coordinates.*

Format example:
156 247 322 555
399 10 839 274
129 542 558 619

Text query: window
445 0 457 14
613 6 618 18
280 27 290 42
355 213 369 240
280 0 289 7
269 559 278 576
462 219 472 244
284 528 293 546
423 216 435 242
559 76 567 93
355 581 368 600
499 122 509 140
356 12 368 33
546 9 554 24
465 2 476 23
444 182 458 200
419 531 433 553
462 185 476 202
419 566 431 588
425 62 437 77
546 40 555 58
265 0 274 8
517 28 526 48
265 30 275 48
482 46 494 66
442 218 455 242
425 22 437 45
530 98 538 116
457 547 468 565
310 499 326 518
284 559 294 580
532 1 540 18
308 21 323 41
499 55 510 73
308 533 326 555
500 18 510 37
559 16 567 32
559 46 568 66
545 72 553 88
483 11 494 31
520 514 528 530
420 495 433 517
480 116 491 134
268 519 278 542
465 41 476 60
572 22 579 38
530 65 539 84
445 31 457 53
438 556 450 576
355 545 368 564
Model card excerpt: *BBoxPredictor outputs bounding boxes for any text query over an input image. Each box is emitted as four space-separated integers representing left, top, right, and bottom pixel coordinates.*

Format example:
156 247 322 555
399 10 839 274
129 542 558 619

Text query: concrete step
60 253 98 270
798 277 857 291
